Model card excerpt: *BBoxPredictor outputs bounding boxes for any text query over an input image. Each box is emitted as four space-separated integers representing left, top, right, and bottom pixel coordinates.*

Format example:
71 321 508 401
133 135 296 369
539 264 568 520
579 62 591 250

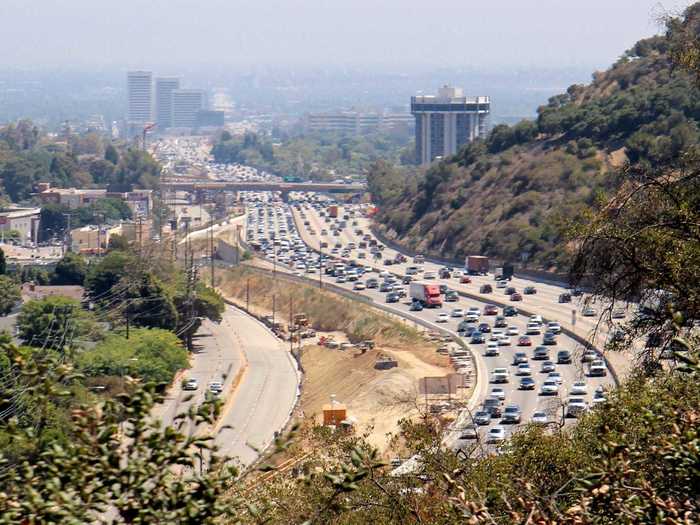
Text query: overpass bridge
160 179 366 201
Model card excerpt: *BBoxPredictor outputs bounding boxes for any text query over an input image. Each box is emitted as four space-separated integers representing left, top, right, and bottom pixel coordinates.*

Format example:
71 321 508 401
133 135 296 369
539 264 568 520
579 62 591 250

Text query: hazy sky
0 1 693 70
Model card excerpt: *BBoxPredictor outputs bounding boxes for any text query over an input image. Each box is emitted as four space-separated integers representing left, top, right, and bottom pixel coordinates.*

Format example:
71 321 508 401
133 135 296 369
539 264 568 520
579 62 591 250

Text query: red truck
328 205 339 218
409 282 443 308
466 255 489 275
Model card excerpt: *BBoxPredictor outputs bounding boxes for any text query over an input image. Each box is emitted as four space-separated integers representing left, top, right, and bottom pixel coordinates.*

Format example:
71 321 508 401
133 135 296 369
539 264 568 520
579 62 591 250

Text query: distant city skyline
0 1 692 70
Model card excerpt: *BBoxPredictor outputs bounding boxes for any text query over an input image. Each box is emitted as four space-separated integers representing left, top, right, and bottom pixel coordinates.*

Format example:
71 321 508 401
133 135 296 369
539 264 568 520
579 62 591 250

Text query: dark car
439 268 452 279
379 282 393 293
470 333 485 344
494 315 507 328
366 278 379 289
409 301 423 311
502 405 522 424
474 411 491 425
543 332 557 345
439 284 449 294
505 287 516 296
510 293 523 301
483 398 502 418
484 304 499 315
557 350 572 364
572 288 584 296
503 306 518 317
480 284 493 293
402 275 412 284
533 346 550 360
519 377 536 390
384 259 394 265
524 286 537 295
513 352 528 365
559 293 572 303
386 292 400 303
445 291 459 302
478 323 491 333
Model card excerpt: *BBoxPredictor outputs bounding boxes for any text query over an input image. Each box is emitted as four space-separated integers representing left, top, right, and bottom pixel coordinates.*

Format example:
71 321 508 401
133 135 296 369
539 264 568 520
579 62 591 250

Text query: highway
242 193 616 447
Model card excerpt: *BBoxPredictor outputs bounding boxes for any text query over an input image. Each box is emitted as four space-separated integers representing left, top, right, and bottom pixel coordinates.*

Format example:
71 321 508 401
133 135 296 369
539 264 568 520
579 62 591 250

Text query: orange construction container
322 403 347 426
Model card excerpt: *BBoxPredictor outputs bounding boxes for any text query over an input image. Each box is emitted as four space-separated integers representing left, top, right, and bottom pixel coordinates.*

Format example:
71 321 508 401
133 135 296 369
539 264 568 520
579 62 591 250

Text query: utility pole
318 249 323 289
209 221 215 287
136 216 144 257
246 278 250 312
272 294 276 332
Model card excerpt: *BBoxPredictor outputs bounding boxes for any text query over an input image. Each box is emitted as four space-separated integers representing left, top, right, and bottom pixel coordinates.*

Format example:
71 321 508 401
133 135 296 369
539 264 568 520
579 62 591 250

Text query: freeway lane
243 194 614 445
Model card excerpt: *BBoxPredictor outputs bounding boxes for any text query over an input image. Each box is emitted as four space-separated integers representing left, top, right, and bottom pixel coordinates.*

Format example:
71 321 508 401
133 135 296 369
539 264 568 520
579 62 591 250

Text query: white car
490 387 506 401
582 306 597 317
467 307 481 316
540 379 559 396
424 271 436 280
570 381 588 396
566 397 589 417
491 368 510 383
485 342 500 356
353 282 366 290
487 426 506 443
451 308 465 318
506 326 519 336
531 411 549 424
182 378 199 391
526 323 542 335
547 371 563 385
498 335 512 346
436 313 449 323
208 381 224 395
516 363 532 376
496 280 507 289
529 315 544 325
547 321 562 334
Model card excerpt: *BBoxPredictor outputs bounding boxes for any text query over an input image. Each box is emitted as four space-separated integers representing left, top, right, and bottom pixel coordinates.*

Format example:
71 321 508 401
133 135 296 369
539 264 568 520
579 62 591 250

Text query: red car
510 293 523 301
518 336 532 346
484 304 499 315
460 275 471 284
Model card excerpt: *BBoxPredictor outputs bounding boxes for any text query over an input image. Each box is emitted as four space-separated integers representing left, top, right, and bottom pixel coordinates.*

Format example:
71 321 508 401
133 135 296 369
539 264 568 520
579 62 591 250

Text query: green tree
51 252 87 286
0 247 5 275
107 233 129 252
124 272 178 331
38 203 69 242
0 275 20 315
104 143 119 165
77 328 188 383
16 296 100 350
84 250 135 299
111 149 161 191
0 158 38 202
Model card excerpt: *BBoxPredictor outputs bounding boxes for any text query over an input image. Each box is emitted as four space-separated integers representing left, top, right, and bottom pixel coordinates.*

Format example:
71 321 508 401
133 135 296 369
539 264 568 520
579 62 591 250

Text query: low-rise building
36 183 153 217
0 207 41 243
70 224 122 254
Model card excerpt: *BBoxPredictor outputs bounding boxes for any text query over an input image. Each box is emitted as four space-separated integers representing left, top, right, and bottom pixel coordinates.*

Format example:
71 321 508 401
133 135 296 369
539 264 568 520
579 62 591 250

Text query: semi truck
328 205 339 218
409 282 443 308
466 255 489 275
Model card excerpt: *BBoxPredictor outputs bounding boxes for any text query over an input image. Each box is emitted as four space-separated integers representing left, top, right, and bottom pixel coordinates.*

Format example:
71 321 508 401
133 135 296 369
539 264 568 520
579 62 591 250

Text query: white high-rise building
155 77 180 130
127 71 153 125
172 89 206 128
411 86 490 165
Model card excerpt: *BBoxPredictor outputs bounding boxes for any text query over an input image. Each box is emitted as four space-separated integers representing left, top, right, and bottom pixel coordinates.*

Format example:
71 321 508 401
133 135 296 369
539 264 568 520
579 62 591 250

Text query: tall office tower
127 71 153 125
411 86 490 165
172 89 206 128
155 77 180 130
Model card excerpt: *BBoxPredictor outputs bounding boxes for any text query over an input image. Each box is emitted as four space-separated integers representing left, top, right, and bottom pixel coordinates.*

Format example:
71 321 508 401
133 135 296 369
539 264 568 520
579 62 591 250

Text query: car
503 306 518 317
478 323 491 333
572 288 585 297
445 291 459 302
182 378 199 391
510 292 523 301
424 271 436 280
531 411 549 424
612 308 626 319
524 286 537 295
460 275 472 284
459 425 479 440
467 306 481 316
480 284 493 293
512 352 528 365
541 360 556 373
547 321 562 334
484 305 499 315
451 308 465 318
487 426 506 443
353 282 366 290
386 292 400 303
540 379 559 396
526 323 542 335
402 275 412 284
506 326 519 336
498 335 512 346
518 336 532 346
436 313 449 323
557 350 572 364
570 381 588 396
494 315 508 328
483 398 502 418
470 333 485 344
582 306 597 317
533 346 550 360
496 280 507 289
566 397 589 418
406 266 420 275
543 332 557 345
474 411 492 425
490 387 506 401
502 405 522 424
410 301 424 311
336 275 347 283
485 342 500 356
491 368 510 383
465 313 479 323
439 284 449 295
589 359 608 377
516 363 532 376
547 371 563 385
208 381 224 395
592 386 607 405
519 376 536 390
558 292 572 303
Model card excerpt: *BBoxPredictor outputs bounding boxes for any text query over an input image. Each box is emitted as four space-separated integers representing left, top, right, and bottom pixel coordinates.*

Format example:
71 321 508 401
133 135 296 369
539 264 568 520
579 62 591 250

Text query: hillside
369 7 700 269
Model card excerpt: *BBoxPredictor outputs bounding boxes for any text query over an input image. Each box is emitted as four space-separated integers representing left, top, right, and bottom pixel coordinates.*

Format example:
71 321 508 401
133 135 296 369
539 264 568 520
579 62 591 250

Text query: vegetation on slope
370 6 700 269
